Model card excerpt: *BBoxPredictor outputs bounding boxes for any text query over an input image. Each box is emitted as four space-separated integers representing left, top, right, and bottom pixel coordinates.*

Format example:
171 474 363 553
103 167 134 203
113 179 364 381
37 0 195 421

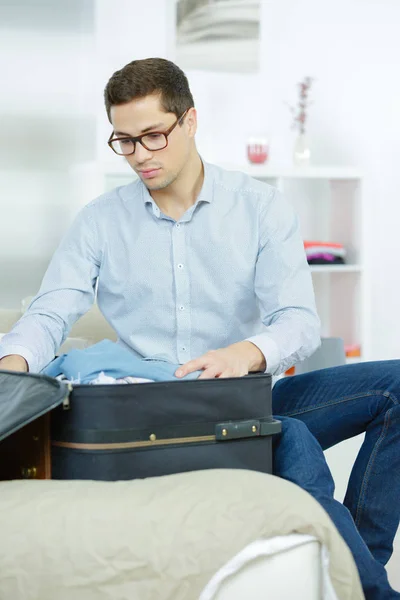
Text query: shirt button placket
172 222 191 363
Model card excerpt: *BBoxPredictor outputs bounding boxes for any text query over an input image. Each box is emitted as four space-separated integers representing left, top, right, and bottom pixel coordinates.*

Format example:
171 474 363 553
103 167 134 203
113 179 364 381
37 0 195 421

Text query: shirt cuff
245 334 281 375
0 344 36 373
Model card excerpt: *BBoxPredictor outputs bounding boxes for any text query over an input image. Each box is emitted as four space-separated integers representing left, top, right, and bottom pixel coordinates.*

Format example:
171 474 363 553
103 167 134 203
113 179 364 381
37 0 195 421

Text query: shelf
310 265 363 274
219 164 363 180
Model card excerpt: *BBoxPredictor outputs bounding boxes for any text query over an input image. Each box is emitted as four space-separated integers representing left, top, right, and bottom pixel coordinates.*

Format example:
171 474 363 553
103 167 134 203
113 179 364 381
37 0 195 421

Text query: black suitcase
0 370 281 481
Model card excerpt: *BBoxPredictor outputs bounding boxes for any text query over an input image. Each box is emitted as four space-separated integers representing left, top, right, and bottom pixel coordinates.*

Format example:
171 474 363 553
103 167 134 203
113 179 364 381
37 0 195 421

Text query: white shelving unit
70 161 370 364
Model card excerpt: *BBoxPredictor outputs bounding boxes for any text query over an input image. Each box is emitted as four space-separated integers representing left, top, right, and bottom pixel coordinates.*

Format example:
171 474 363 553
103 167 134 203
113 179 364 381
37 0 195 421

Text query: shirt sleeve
0 205 101 373
246 188 321 375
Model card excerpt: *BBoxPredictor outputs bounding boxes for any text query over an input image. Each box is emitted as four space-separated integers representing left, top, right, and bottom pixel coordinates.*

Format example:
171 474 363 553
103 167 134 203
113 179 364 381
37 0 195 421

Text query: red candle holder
247 137 269 164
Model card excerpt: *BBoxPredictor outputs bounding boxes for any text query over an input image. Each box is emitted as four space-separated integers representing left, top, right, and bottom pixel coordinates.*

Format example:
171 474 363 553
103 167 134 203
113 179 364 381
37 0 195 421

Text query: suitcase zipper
52 434 216 451
51 420 281 450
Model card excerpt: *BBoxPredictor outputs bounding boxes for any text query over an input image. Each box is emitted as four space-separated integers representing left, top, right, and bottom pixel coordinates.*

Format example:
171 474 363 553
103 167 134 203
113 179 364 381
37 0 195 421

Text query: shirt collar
140 158 214 209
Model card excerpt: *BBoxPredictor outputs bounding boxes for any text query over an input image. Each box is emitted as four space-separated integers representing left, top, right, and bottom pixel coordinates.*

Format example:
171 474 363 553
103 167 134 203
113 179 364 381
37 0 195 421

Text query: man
0 58 398 598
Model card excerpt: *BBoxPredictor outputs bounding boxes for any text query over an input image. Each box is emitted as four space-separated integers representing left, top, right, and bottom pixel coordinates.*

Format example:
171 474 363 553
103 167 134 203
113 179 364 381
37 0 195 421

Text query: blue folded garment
42 339 200 383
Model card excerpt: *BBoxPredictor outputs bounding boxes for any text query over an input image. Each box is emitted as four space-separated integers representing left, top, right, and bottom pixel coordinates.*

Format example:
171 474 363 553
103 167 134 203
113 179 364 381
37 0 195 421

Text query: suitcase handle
215 418 281 441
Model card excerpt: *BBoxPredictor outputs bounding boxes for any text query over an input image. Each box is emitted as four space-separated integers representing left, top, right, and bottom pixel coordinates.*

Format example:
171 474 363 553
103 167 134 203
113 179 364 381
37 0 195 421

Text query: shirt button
181 347 186 352
178 264 183 269
176 223 180 229
179 305 185 311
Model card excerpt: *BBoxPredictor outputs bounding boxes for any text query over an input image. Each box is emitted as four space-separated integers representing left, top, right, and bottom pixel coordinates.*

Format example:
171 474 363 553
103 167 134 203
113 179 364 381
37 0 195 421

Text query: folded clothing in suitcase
0 371 281 481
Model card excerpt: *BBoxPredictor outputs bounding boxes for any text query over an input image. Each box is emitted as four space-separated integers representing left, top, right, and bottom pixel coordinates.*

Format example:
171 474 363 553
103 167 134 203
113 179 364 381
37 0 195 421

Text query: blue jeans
272 360 400 599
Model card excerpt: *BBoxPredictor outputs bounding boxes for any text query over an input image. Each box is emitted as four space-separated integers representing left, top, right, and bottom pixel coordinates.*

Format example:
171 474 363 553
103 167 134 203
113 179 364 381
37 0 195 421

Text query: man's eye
120 139 132 145
146 133 163 140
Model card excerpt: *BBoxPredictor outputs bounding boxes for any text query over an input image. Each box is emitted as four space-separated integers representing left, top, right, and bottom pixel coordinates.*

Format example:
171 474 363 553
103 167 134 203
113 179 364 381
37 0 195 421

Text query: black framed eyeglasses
107 109 189 156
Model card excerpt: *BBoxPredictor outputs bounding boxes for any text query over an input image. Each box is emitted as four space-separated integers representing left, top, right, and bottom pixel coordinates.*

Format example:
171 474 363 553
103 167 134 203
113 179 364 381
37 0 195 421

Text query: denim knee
273 415 336 497
278 414 312 438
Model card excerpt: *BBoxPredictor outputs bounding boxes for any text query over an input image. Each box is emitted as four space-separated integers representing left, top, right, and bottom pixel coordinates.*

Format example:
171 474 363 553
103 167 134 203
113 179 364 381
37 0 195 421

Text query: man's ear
186 107 197 138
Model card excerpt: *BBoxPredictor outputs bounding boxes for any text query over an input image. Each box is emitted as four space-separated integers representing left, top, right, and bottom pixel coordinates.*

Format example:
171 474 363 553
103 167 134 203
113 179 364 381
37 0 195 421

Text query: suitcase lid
0 371 70 442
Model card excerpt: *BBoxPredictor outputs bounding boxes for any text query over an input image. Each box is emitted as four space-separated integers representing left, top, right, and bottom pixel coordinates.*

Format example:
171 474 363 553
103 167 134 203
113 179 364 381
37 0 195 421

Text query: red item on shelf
345 344 361 357
304 240 346 260
247 139 269 164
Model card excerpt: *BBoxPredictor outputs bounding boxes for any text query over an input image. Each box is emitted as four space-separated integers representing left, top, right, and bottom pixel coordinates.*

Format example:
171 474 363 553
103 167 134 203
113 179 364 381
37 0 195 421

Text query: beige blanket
0 469 364 600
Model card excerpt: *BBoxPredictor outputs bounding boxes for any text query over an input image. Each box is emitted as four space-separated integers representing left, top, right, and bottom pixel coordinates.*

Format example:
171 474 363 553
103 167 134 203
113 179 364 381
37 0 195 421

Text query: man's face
109 94 196 191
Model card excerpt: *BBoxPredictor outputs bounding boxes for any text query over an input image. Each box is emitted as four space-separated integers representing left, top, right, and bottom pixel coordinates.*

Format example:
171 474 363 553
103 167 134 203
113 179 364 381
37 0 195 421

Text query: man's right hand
0 355 28 372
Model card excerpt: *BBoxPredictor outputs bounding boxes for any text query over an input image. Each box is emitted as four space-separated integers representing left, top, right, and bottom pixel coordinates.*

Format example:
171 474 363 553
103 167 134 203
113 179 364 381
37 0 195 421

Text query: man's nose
134 141 153 163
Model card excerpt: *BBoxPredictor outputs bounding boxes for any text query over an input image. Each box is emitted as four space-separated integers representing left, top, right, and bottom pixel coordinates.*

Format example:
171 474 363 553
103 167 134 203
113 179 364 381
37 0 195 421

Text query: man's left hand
175 341 266 380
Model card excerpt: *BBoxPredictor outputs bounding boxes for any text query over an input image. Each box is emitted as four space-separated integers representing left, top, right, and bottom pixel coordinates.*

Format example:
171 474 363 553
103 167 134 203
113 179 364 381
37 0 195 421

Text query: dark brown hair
104 58 195 122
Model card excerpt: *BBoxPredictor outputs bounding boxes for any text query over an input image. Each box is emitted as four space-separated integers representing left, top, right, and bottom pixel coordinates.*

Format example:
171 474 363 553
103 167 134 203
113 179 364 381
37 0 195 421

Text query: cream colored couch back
0 299 117 352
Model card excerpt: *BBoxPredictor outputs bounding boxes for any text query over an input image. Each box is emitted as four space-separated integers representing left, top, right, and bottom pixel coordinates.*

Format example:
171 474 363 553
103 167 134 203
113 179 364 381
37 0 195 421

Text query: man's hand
175 341 266 380
0 355 28 373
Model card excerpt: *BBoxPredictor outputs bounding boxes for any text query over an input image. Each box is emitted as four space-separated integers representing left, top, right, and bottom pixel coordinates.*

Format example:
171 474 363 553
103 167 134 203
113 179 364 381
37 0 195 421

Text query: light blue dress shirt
0 161 320 375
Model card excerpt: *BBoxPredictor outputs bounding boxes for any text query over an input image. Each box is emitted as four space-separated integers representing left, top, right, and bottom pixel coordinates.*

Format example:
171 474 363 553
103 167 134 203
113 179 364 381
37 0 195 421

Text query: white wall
1 0 400 359
0 0 95 306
